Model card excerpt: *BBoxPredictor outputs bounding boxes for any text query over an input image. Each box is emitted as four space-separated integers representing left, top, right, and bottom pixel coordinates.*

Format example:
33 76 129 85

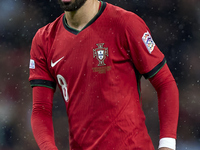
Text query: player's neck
64 0 100 31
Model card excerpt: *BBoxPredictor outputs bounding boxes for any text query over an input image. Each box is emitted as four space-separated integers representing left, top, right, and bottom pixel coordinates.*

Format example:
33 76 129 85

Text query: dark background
0 0 199 149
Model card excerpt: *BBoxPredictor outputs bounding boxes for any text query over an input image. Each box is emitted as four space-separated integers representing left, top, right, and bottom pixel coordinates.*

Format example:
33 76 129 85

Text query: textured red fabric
149 64 179 139
31 86 58 150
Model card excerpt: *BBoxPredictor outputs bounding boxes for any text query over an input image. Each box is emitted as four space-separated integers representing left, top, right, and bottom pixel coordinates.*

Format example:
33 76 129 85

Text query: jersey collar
62 1 106 35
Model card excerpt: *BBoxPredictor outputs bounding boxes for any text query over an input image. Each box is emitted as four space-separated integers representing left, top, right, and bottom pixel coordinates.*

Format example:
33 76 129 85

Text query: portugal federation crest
93 43 108 66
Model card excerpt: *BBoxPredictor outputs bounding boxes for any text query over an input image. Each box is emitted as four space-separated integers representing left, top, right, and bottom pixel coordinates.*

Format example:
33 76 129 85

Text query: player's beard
58 0 87 11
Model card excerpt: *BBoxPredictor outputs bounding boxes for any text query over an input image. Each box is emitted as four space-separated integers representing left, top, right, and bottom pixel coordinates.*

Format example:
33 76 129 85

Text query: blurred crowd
0 0 199 149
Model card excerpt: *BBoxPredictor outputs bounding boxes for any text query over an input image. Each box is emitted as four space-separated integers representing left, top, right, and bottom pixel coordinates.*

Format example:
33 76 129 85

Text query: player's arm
149 63 179 150
122 11 179 149
31 86 58 150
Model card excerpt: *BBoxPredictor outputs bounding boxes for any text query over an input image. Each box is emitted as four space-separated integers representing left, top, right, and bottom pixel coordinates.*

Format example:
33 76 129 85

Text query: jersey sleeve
125 13 165 79
29 29 56 89
31 86 58 150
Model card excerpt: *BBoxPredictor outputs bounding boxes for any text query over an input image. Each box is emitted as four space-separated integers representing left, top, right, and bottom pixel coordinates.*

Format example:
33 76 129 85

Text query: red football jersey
29 2 165 149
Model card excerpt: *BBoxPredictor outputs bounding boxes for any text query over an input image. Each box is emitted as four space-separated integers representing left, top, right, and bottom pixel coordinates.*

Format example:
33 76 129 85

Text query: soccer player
29 0 179 149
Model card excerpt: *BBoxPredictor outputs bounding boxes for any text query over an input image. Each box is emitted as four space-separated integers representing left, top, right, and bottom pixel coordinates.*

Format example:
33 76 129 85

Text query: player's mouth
61 0 71 2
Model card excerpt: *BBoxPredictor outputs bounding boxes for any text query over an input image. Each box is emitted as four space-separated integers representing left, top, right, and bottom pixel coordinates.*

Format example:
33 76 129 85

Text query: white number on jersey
57 74 69 102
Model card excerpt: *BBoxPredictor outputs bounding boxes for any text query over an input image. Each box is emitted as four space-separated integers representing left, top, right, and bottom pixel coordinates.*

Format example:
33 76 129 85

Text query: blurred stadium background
0 0 199 149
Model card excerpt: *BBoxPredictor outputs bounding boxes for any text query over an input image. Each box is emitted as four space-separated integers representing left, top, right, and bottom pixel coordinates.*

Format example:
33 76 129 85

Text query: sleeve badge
142 31 155 54
29 59 35 69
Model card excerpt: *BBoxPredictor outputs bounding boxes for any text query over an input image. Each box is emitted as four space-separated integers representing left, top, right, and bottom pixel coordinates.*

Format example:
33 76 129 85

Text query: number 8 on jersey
57 74 69 102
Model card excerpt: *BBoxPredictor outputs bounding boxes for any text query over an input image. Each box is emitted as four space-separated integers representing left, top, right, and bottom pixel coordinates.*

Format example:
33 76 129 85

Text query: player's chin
58 1 71 11
63 2 71 6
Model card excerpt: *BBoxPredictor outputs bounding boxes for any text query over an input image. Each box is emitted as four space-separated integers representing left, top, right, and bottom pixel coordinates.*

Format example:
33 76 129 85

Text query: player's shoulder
34 13 64 39
106 3 143 21
105 3 146 27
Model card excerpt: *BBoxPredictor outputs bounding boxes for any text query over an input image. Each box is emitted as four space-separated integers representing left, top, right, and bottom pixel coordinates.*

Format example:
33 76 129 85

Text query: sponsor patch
29 59 35 69
142 31 155 54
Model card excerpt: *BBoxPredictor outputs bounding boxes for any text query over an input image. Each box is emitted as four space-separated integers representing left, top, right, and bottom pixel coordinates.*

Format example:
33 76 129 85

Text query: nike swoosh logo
51 56 64 67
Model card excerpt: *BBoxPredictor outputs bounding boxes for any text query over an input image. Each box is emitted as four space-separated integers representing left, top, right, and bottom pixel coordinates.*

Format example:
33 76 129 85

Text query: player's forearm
149 64 179 149
157 79 179 139
32 87 58 150
31 110 58 150
157 80 178 150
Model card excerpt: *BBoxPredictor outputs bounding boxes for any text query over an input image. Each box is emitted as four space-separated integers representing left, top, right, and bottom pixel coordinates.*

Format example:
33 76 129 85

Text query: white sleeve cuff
158 138 176 150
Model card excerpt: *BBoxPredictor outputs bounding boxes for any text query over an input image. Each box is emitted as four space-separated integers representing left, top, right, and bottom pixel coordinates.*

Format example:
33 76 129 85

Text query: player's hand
158 148 173 150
